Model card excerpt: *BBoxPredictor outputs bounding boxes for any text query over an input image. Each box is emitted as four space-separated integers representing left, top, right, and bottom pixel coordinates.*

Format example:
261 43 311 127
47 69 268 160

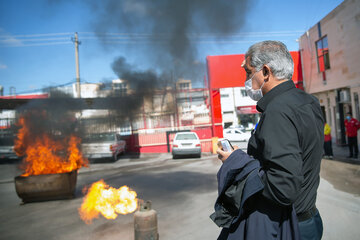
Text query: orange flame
14 115 88 176
79 180 138 224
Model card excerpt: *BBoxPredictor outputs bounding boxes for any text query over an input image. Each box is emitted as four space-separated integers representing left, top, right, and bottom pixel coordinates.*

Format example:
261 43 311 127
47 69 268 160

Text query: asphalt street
0 153 359 240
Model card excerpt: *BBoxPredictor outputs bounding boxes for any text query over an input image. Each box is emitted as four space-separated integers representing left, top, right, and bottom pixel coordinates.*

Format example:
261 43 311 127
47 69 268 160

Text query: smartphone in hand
217 139 234 160
219 139 234 152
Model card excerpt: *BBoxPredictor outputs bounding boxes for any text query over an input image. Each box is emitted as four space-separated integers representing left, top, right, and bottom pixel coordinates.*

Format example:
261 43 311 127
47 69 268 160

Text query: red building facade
206 51 303 146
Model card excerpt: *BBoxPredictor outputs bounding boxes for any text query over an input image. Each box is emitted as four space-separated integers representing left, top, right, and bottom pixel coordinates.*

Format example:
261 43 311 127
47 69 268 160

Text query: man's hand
216 145 239 163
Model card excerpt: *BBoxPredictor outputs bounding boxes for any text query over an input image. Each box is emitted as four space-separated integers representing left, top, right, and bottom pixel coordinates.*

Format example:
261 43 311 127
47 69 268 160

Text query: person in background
323 122 333 159
344 112 360 159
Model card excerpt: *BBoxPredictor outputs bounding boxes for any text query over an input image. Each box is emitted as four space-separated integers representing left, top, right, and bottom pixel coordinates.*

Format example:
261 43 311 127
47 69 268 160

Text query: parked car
223 128 251 142
228 124 246 131
172 132 201 159
81 132 126 161
0 131 18 161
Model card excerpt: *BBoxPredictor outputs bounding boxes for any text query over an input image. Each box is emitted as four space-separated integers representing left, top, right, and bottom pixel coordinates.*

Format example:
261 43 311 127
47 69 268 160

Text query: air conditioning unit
339 90 350 103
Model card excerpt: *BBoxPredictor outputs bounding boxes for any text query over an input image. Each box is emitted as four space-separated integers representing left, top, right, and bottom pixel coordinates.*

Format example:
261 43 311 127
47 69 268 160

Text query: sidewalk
328 143 360 165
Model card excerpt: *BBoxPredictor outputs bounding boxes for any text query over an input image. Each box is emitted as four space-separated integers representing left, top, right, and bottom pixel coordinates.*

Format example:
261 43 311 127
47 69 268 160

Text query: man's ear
262 65 271 81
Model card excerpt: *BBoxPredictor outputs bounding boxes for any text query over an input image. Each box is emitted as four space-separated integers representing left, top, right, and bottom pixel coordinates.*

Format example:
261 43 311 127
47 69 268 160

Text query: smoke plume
87 0 249 83
37 0 250 135
15 90 79 139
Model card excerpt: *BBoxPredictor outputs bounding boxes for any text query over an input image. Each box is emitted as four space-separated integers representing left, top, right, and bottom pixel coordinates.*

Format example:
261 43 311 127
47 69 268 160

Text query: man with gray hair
216 41 324 239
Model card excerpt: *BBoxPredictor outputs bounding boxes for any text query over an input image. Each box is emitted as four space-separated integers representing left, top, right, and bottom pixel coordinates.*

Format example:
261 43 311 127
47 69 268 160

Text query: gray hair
245 40 294 80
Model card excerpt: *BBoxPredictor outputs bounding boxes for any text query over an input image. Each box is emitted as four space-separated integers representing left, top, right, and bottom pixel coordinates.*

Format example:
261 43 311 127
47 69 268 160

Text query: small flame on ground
78 179 138 224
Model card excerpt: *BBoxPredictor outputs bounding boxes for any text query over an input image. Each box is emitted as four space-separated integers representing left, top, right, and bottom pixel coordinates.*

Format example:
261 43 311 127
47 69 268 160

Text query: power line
14 80 77 95
0 30 305 41
80 33 301 40
92 39 291 45
0 32 73 39
0 30 303 48
79 30 305 36
0 32 73 47
0 41 72 47
14 37 71 42
79 32 154 36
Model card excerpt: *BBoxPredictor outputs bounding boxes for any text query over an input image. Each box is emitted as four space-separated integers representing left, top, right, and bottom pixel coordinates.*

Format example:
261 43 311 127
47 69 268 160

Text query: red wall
206 51 302 89
0 93 49 99
211 89 223 138
206 51 303 143
125 129 213 153
206 54 246 89
290 51 303 84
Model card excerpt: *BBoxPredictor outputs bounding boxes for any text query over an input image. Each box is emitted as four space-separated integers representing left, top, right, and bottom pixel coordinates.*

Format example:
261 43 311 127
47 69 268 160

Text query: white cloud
0 64 7 69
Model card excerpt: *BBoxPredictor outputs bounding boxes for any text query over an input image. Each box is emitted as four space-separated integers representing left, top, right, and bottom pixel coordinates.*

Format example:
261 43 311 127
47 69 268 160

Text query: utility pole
72 32 81 98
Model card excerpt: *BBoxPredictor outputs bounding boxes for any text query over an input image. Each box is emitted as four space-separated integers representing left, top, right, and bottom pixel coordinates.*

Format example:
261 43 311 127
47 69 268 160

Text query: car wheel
172 154 177 159
197 153 201 158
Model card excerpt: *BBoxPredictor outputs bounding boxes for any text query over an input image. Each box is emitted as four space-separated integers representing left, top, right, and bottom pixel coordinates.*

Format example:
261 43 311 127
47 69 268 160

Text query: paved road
318 159 360 240
0 154 359 240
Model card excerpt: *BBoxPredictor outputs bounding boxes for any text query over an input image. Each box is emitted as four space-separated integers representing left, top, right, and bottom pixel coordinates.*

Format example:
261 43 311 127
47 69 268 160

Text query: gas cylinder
134 200 159 240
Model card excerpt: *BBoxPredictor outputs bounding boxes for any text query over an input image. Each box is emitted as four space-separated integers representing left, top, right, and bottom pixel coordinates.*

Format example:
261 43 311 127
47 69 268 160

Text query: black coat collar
256 80 296 112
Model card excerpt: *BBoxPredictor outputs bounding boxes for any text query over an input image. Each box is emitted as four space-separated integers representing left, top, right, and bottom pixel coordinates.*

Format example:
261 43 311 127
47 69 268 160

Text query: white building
220 87 259 130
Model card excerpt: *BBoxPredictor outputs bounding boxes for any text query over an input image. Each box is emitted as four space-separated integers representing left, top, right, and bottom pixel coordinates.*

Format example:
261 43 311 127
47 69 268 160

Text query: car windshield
0 132 15 146
0 136 14 146
83 133 115 143
234 129 246 134
175 133 197 140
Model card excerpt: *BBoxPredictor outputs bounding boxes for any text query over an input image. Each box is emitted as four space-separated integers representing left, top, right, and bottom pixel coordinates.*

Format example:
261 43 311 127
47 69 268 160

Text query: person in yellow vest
324 122 333 159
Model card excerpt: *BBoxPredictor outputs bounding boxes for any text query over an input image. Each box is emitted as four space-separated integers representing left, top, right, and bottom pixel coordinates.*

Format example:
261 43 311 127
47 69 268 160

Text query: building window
316 36 330 72
179 83 190 89
113 82 127 96
177 97 189 103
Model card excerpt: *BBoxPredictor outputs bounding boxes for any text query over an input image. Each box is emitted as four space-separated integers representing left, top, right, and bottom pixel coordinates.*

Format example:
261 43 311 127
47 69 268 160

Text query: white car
82 132 126 161
223 128 251 142
172 132 201 159
228 125 246 131
0 131 18 161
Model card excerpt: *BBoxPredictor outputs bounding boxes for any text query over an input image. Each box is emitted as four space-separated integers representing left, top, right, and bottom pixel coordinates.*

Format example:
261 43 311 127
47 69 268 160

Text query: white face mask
245 70 265 101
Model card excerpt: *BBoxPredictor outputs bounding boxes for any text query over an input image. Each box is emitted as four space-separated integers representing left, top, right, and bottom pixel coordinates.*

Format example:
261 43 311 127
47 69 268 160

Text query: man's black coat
211 149 300 240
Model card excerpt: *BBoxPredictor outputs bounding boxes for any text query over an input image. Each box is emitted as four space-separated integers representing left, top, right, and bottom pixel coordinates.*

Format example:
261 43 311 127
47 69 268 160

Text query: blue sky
0 0 344 95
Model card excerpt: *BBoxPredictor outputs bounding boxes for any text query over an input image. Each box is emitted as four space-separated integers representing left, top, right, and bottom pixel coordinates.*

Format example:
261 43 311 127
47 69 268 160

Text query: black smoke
15 89 80 140
108 57 175 118
88 0 249 83
39 0 250 136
